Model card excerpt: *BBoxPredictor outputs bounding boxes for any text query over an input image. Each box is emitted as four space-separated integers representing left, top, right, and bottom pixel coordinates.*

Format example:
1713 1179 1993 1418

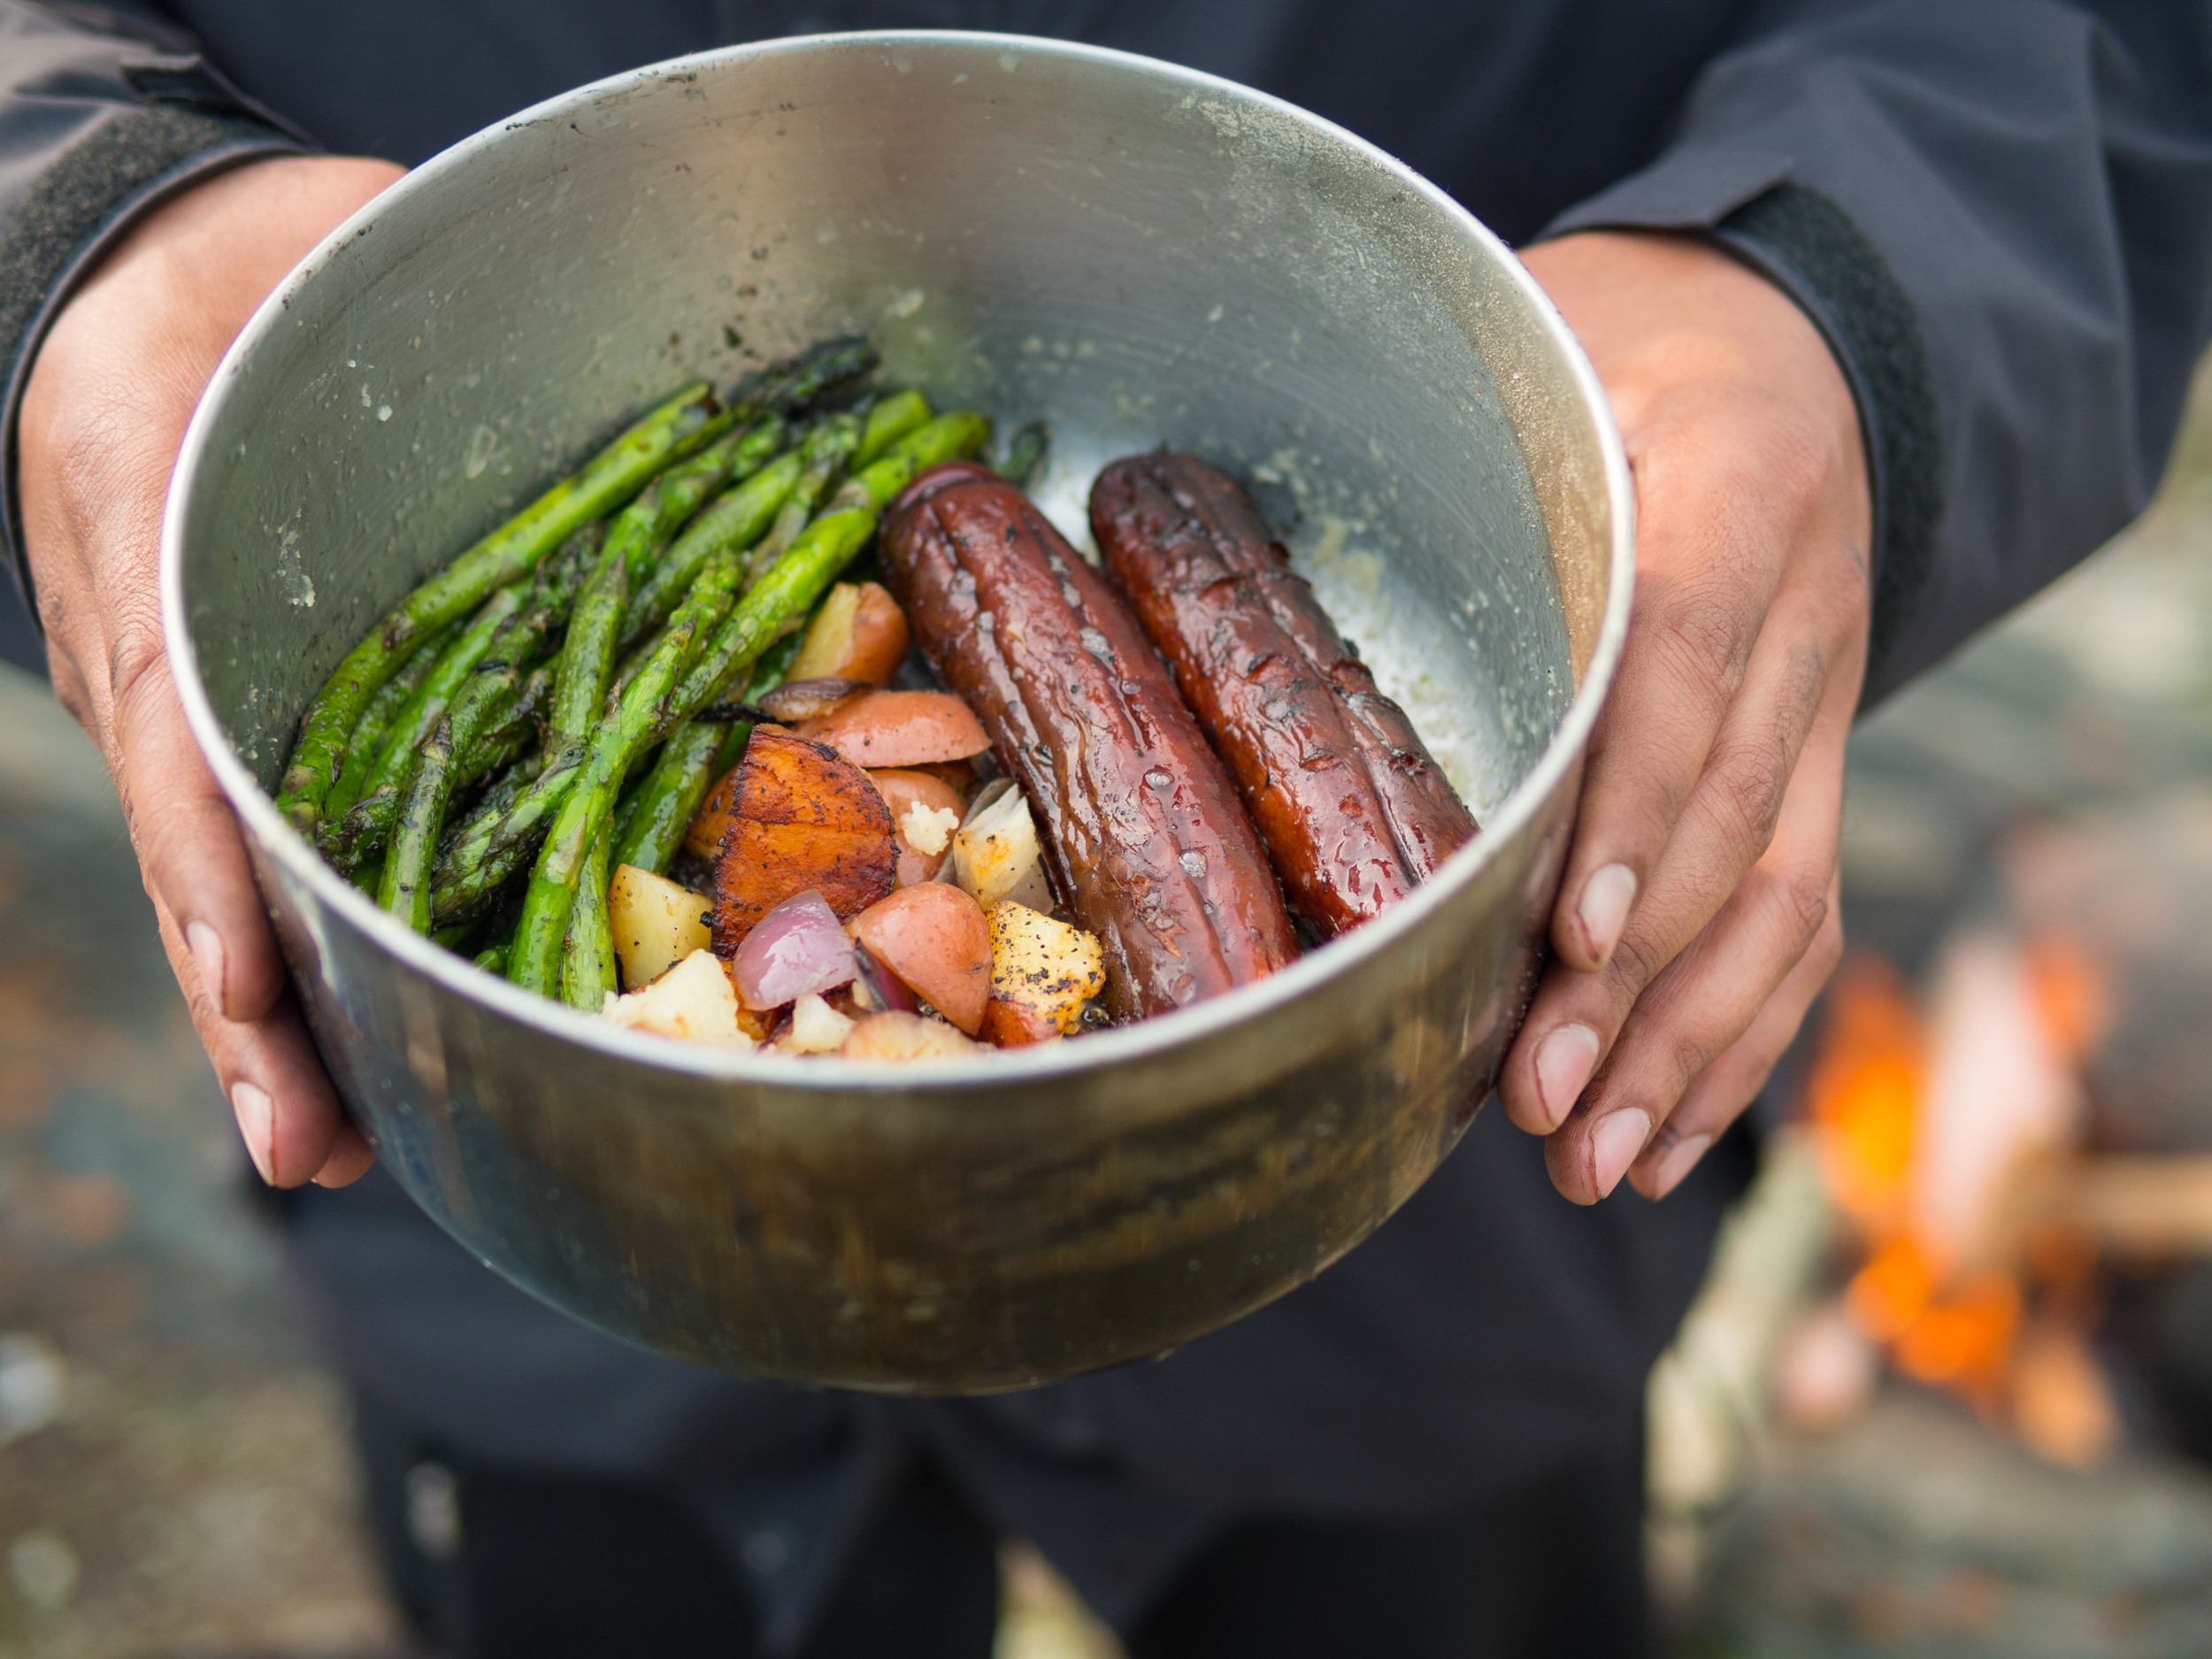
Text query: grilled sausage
1090 451 1476 936
881 461 1298 1018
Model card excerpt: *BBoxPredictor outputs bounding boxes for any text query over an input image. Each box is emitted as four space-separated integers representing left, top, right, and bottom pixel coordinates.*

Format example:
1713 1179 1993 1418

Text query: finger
1548 412 1803 972
1543 683 1852 1204
1628 879 1843 1200
1498 559 1843 1137
150 897 362 1187
314 1120 378 1188
106 620 291 1025
1545 842 1833 1204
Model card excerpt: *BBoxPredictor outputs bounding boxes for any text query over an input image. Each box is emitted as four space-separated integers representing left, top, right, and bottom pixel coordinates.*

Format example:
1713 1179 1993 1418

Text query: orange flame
1892 1273 2024 1408
1808 956 1923 1231
1805 941 2111 1437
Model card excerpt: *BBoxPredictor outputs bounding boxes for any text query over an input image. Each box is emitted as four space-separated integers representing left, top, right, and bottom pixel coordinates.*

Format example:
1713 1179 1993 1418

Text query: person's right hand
21 154 404 1188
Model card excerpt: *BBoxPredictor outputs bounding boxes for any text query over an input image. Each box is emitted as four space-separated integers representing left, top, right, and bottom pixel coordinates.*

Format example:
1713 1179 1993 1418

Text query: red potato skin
980 996 1060 1048
795 689 991 768
1090 452 1476 934
839 582 914 687
754 676 869 725
881 461 1298 1018
847 884 992 1034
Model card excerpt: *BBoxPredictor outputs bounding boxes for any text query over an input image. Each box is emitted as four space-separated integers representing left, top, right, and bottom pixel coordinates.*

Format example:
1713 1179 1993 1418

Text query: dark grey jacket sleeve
1546 0 2212 703
0 2 303 652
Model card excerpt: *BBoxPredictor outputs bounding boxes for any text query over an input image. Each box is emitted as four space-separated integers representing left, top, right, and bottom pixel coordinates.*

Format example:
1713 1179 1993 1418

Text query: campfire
1791 931 2212 1466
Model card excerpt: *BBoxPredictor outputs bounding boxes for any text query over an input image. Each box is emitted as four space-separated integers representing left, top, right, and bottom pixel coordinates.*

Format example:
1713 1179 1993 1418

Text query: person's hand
21 154 404 1188
1502 230 1869 1204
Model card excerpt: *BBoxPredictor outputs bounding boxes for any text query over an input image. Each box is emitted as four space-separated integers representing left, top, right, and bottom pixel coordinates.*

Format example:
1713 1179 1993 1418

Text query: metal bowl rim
160 28 1634 1091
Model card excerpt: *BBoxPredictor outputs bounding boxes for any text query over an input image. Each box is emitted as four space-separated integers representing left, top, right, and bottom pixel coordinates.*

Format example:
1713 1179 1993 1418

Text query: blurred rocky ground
0 665 403 1655
1674 366 2212 1658
5 364 2212 1653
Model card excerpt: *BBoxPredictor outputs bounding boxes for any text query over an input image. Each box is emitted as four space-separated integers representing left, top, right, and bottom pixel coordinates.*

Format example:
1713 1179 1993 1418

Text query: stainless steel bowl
162 32 1632 1393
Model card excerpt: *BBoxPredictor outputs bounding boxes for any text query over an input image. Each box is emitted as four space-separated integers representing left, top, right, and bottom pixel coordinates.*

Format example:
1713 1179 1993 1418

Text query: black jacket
3 0 2209 1646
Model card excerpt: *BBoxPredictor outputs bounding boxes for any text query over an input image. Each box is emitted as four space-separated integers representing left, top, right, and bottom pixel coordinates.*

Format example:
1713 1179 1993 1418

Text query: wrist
1524 228 1871 580
53 154 403 319
1526 231 1863 444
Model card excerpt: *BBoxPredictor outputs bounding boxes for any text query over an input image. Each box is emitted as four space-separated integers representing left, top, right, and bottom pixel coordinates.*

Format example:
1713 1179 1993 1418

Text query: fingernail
188 920 227 1014
1590 1109 1653 1200
1534 1024 1601 1130
230 1081 275 1185
1647 1133 1715 1199
1577 864 1638 965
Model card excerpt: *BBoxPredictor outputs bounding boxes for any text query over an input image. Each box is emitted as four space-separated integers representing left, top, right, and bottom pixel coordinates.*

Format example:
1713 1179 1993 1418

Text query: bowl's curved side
247 768 1565 1389
166 33 1630 1390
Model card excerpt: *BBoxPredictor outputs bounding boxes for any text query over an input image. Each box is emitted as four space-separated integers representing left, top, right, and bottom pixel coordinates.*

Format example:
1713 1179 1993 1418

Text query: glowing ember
1803 934 2119 1454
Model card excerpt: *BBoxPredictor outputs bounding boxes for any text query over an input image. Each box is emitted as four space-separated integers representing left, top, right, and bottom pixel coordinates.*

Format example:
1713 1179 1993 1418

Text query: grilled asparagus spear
324 618 457 822
326 524 598 872
279 381 725 833
280 335 877 836
377 719 457 933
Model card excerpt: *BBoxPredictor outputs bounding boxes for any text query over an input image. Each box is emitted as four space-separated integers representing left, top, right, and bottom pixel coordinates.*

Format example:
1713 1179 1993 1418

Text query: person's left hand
1501 229 1870 1204
21 155 406 1189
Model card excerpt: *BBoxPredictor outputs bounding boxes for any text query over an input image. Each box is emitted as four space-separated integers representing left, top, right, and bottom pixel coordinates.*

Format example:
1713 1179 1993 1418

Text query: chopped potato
755 676 868 725
778 992 856 1054
602 949 755 1047
900 800 960 856
841 1010 983 1062
610 864 712 990
953 787 1055 912
870 768 968 885
796 690 990 768
848 884 992 1033
983 902 1105 1045
787 581 910 687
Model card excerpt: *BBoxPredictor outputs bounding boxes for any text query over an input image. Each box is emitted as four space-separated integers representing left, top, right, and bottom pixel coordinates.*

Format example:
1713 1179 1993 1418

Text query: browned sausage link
883 461 1298 1017
1091 452 1477 933
1148 457 1476 879
1090 455 1411 934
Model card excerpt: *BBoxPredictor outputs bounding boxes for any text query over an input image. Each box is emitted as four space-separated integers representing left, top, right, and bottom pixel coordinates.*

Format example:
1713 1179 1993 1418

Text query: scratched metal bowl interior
165 33 1630 1392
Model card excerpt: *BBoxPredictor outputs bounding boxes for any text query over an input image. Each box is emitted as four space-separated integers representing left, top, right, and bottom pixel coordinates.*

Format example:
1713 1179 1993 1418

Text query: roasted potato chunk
983 902 1106 1045
754 676 868 726
869 767 967 885
684 764 741 861
603 949 756 1048
776 992 857 1054
841 1010 983 1062
795 690 990 769
787 580 911 687
848 883 992 1034
710 726 896 953
609 864 713 990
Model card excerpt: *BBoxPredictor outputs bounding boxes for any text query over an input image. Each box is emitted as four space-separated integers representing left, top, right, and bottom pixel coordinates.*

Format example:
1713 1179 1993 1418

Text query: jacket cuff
2 109 303 636
1543 171 1944 688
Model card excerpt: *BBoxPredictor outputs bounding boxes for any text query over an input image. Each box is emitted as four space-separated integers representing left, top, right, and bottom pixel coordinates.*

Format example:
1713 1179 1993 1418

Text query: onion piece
729 888 857 1010
952 782 1054 912
755 676 869 725
852 942 919 1014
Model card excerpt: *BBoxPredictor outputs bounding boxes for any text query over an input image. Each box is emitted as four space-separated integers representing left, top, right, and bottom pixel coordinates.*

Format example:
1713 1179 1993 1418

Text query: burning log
1798 932 2164 1465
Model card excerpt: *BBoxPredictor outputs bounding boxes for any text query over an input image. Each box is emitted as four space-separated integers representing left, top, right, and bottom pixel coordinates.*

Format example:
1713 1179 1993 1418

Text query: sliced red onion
852 943 918 1014
730 889 856 1011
